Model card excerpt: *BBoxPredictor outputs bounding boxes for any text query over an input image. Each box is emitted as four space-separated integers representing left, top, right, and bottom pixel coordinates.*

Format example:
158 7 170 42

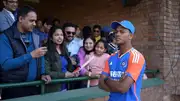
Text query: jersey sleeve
101 60 110 76
126 51 145 82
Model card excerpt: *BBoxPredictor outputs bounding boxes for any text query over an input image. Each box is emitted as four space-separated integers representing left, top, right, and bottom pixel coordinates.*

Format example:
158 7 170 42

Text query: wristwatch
104 77 109 83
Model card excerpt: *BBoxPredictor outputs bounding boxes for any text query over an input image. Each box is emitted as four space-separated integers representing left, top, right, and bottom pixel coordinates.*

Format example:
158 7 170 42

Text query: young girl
82 39 110 87
45 26 74 93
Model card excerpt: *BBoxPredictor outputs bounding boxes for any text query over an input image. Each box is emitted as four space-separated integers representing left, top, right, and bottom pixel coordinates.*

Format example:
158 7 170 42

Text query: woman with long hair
45 26 74 93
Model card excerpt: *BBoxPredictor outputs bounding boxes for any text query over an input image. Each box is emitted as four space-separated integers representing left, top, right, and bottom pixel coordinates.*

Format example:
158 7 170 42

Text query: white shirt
4 8 15 21
66 38 83 56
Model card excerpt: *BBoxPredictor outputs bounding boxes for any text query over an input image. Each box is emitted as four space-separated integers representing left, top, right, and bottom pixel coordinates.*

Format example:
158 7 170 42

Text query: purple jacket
77 47 86 75
77 47 86 66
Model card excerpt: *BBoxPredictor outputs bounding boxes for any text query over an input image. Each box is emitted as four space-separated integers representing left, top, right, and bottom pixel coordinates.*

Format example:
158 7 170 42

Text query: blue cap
111 20 135 34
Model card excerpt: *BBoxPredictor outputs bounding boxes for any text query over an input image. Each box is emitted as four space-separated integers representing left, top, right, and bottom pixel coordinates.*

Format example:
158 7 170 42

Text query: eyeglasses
93 30 100 33
66 31 76 35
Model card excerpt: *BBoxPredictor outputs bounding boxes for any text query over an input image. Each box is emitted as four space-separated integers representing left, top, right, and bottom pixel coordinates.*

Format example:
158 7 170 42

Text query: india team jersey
101 48 146 101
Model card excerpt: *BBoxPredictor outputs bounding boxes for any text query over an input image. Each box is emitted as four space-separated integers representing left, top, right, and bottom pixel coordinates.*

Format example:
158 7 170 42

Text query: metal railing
0 76 99 94
0 69 160 94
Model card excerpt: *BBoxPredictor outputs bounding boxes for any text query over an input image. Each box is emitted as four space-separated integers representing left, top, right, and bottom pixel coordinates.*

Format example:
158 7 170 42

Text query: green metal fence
0 70 159 94
0 69 165 101
0 76 99 94
3 77 164 101
0 69 160 95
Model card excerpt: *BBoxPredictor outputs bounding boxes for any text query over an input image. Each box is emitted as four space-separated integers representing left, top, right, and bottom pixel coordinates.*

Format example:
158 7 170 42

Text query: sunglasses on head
66 31 76 35
93 30 100 33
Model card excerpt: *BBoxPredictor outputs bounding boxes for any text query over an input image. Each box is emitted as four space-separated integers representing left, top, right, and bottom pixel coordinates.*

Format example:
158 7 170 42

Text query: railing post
40 81 45 95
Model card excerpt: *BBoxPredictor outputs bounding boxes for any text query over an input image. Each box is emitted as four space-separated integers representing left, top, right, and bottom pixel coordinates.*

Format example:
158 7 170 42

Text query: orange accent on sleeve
126 51 145 82
103 60 110 74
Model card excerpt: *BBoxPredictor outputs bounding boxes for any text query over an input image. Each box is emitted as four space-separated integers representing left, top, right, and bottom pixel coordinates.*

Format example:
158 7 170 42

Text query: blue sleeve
0 34 33 71
41 56 45 74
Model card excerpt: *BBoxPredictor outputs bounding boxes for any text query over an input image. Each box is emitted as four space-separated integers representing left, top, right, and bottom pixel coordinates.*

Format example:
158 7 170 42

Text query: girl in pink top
82 39 110 86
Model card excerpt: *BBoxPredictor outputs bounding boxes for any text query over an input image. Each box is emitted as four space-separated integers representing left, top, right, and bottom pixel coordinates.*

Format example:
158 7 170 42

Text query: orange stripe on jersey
126 49 145 82
103 60 110 74
103 53 116 74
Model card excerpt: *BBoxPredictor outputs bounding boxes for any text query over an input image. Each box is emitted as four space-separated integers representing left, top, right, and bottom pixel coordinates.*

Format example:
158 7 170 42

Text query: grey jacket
0 9 15 32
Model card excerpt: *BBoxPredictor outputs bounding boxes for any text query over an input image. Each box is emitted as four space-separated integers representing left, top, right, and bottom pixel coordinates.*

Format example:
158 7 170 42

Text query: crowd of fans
0 0 120 100
0 0 148 100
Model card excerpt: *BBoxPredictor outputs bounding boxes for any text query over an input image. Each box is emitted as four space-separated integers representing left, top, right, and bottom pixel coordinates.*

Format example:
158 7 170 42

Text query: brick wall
160 0 180 100
27 0 162 70
22 0 180 100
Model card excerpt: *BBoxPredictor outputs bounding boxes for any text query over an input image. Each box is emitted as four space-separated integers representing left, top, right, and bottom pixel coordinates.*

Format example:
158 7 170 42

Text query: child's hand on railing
94 74 100 78
85 71 91 77
89 74 100 78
